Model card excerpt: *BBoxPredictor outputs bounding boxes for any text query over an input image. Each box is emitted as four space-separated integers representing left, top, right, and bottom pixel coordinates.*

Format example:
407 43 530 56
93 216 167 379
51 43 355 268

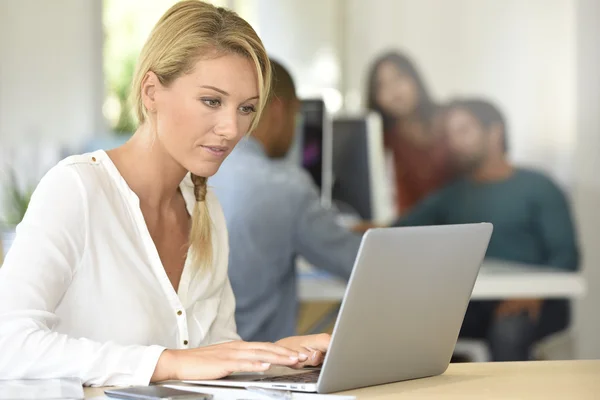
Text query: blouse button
177 310 183 316
91 156 96 162
183 340 189 346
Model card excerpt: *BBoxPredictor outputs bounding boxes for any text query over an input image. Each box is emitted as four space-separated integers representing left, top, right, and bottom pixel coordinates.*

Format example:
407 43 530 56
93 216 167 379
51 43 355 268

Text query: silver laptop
186 224 493 393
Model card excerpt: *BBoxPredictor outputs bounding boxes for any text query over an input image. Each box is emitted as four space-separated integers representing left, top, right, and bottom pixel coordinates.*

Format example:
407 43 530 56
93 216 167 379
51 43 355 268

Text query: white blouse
0 150 240 387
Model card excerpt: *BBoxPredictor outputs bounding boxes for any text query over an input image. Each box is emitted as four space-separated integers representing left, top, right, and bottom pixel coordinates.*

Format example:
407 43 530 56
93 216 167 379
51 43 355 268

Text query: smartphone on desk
105 386 212 400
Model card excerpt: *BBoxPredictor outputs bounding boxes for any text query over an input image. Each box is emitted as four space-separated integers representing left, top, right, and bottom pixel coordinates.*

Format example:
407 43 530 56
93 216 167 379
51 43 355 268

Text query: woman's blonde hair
131 0 271 270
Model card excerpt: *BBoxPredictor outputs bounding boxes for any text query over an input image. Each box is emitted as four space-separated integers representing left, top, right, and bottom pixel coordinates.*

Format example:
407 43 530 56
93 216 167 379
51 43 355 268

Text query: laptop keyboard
257 370 321 383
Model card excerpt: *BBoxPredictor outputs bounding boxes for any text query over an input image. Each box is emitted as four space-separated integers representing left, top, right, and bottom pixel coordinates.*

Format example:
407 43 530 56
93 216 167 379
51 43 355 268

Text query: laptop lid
317 223 492 393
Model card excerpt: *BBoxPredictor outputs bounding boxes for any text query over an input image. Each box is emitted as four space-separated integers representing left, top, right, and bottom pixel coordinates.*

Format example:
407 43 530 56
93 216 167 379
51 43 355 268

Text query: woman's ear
141 71 160 113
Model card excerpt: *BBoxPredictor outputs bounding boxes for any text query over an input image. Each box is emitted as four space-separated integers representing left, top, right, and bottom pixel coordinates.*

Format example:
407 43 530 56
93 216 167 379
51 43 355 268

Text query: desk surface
84 360 600 399
340 360 600 399
298 259 586 301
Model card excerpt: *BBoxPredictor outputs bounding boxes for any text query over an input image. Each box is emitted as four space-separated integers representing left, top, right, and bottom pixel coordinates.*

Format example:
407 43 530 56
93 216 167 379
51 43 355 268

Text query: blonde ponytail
190 174 212 270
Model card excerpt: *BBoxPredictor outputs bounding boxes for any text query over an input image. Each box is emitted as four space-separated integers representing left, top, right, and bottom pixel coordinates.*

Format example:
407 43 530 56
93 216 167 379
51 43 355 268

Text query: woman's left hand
275 333 331 368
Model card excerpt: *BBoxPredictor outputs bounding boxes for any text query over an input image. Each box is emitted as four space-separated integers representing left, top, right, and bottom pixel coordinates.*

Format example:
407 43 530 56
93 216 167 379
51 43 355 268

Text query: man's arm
535 180 579 271
292 174 362 281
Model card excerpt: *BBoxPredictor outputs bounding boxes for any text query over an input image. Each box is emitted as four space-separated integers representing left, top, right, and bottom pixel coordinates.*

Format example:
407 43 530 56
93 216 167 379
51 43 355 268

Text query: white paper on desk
165 384 356 400
0 378 84 399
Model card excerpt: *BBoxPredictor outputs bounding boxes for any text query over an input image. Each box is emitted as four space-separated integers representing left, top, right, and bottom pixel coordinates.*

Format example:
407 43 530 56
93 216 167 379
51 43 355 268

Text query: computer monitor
290 98 332 207
331 113 394 224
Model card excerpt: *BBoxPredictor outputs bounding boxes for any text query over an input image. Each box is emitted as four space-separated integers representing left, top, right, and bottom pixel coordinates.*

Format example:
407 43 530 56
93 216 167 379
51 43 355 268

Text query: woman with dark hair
367 51 454 214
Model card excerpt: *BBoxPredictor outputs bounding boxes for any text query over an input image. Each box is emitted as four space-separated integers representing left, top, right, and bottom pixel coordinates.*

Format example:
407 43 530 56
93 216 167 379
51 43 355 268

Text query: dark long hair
367 51 436 132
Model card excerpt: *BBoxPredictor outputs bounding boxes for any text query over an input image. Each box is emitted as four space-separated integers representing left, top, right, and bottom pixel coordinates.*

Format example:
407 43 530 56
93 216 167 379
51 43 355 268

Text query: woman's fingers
304 334 331 353
231 359 273 373
233 349 300 366
310 351 325 366
244 341 308 361
294 349 325 368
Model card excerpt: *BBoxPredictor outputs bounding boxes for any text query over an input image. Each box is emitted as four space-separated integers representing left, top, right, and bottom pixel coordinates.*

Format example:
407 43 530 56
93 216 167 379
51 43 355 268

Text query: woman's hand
151 340 308 382
276 333 331 368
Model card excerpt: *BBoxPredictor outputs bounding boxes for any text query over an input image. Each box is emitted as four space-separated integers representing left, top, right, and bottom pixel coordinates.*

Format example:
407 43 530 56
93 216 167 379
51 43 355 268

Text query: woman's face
374 61 419 119
147 52 259 178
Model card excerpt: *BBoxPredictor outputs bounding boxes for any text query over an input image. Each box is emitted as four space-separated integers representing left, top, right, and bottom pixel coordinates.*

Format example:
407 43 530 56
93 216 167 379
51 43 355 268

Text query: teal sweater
395 169 579 270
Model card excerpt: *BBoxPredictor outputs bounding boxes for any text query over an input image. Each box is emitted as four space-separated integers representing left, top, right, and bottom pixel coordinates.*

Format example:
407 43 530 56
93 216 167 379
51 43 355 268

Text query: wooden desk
84 360 600 399
340 360 600 399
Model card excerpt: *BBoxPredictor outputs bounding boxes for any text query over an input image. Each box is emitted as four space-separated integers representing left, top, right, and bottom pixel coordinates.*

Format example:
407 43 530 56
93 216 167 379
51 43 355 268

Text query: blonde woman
0 1 329 387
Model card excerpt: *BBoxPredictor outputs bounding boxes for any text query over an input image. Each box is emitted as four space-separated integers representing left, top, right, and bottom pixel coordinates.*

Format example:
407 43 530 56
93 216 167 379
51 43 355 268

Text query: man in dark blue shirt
395 99 579 360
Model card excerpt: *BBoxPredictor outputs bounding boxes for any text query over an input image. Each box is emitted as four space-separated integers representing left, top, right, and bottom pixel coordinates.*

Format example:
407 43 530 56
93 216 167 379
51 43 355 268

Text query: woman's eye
239 105 256 115
202 98 221 108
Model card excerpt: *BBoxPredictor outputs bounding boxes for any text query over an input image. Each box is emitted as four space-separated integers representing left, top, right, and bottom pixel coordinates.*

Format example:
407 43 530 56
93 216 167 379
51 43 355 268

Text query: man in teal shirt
395 99 579 360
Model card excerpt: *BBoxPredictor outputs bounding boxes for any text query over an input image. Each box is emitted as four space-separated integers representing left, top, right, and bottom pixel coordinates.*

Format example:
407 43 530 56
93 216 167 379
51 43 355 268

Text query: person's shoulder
59 150 116 192
24 152 106 225
416 178 464 209
515 167 559 186
37 150 125 206
434 177 464 197
36 152 99 192
51 149 107 176
218 151 313 194
221 142 270 167
211 144 271 183
270 161 316 195
514 168 566 196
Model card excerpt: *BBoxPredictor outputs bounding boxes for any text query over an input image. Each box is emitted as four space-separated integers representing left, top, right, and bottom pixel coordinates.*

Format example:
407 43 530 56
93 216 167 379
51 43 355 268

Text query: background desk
298 258 586 302
84 360 600 399
297 259 586 358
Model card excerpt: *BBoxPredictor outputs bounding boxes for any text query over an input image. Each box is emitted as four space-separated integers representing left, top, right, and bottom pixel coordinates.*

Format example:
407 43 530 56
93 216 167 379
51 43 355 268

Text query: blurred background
0 0 599 361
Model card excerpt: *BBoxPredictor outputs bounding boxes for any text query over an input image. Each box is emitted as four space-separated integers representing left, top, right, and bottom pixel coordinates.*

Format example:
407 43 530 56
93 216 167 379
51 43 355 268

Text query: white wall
573 0 600 359
0 0 104 150
0 0 104 220
344 0 577 187
250 0 344 111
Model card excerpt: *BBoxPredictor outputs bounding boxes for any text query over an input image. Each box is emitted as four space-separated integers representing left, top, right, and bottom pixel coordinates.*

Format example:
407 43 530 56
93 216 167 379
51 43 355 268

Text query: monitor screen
331 114 393 223
332 118 373 220
300 99 326 190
